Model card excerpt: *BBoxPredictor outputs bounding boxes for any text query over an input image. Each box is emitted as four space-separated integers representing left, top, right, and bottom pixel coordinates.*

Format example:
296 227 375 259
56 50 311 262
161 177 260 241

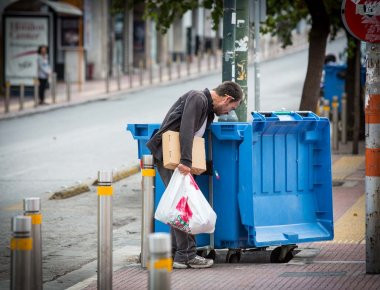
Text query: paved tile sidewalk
83 242 379 290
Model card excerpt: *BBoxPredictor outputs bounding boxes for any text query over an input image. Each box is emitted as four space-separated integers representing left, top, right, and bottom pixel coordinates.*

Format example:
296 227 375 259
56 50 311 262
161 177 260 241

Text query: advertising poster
5 17 49 85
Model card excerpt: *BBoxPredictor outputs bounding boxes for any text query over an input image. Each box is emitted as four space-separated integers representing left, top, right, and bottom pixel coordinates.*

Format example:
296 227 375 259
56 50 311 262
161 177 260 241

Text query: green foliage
112 0 223 34
260 0 308 48
261 0 343 48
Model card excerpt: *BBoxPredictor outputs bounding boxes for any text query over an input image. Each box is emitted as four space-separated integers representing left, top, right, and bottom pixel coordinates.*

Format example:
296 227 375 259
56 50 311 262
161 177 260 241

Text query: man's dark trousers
155 159 197 263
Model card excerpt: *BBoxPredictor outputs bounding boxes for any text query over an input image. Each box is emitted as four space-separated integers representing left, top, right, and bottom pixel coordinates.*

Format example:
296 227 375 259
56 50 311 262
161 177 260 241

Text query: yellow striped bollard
24 198 42 290
97 170 113 290
141 155 155 268
148 233 172 290
11 216 32 290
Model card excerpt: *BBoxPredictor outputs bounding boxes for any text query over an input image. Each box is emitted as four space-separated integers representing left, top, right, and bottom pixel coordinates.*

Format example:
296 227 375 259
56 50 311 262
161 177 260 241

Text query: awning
41 0 82 16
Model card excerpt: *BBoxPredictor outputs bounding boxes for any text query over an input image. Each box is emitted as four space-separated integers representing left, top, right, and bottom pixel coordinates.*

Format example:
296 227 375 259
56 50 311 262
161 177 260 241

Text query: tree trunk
345 34 365 142
299 0 330 111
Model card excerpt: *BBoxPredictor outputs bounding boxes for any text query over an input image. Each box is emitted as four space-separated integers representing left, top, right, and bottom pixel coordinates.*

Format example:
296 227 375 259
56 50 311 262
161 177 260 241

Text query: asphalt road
0 36 346 288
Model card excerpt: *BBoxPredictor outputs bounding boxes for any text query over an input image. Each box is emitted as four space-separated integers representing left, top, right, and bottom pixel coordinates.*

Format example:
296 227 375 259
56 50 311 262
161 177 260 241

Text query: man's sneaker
173 255 214 269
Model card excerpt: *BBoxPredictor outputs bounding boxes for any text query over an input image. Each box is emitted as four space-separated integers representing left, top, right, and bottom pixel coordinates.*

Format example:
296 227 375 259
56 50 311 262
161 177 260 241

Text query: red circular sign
341 0 380 43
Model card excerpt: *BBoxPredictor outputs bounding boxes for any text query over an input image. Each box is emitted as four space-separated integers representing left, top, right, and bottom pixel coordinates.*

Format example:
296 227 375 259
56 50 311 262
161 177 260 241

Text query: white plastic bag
155 168 217 235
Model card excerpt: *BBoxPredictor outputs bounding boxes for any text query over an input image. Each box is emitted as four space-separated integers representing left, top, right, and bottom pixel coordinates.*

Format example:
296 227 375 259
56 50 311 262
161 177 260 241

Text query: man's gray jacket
146 88 215 168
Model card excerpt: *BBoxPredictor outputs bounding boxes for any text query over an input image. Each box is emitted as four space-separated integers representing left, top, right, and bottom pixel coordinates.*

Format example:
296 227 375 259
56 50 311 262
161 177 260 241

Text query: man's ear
224 95 234 103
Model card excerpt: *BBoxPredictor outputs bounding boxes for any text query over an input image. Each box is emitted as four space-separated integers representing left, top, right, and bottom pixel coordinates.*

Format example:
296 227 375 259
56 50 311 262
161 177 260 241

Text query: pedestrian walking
146 81 243 269
37 45 51 105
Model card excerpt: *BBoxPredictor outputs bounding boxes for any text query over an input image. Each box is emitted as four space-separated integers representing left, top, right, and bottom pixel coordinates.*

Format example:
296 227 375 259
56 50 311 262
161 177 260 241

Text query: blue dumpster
323 64 366 111
211 112 333 249
127 111 334 255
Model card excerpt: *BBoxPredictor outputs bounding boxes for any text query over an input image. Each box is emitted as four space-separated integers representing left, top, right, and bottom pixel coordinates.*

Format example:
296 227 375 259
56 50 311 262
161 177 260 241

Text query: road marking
332 156 364 181
332 194 365 244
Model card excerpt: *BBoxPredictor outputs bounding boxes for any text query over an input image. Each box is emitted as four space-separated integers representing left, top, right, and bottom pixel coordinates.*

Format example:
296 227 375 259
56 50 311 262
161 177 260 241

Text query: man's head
211 81 243 116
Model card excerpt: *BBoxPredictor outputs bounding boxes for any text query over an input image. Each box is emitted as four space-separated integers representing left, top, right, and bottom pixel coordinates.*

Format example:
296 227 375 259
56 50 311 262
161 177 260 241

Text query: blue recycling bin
126 123 211 248
127 111 334 251
211 112 334 248
323 64 366 112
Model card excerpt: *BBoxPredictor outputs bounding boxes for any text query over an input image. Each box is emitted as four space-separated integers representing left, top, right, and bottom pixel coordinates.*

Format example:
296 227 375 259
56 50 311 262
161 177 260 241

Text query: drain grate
279 271 347 277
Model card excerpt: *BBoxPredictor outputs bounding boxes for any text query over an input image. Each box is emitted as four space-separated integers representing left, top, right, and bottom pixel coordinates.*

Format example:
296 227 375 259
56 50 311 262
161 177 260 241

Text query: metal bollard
105 70 110 94
5 81 10 113
97 170 113 290
141 155 155 268
148 233 171 290
34 79 39 107
24 198 42 290
11 215 32 290
207 51 211 71
117 65 121 91
186 56 190 76
332 96 339 150
51 73 57 104
341 93 347 144
66 74 71 102
168 60 172 81
19 84 25 111
322 99 330 119
176 57 181 79
159 63 163 83
214 51 218 70
139 60 143 86
197 54 201 73
149 60 153 85
129 63 133 88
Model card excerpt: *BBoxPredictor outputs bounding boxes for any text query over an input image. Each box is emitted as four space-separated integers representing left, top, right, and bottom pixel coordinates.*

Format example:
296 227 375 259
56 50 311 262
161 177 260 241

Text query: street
0 37 346 288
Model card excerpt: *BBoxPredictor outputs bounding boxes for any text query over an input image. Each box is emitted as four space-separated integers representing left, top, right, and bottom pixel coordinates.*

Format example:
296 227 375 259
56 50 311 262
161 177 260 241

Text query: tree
115 1 347 113
261 0 342 111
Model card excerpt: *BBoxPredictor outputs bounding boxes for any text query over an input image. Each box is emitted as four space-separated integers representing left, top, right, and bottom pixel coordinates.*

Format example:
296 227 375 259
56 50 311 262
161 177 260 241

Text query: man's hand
177 164 191 175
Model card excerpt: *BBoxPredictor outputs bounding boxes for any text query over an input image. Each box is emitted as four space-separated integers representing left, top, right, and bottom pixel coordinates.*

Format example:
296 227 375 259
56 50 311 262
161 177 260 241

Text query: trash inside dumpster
127 111 334 253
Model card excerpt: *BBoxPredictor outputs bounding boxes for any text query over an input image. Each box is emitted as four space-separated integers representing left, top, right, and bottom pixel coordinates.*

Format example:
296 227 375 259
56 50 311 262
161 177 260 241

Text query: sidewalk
63 141 378 290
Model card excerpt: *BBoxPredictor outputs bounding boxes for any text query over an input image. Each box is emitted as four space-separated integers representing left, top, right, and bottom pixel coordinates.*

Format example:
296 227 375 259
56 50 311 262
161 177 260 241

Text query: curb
49 164 140 200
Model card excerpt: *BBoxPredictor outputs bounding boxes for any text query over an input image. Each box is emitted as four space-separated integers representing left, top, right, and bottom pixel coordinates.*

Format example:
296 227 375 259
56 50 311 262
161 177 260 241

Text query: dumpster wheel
226 249 241 263
206 250 216 260
270 245 297 263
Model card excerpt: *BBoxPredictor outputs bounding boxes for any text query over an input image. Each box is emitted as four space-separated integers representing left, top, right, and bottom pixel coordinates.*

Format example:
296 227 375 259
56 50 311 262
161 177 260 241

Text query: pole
34 79 39 108
341 93 347 144
222 0 236 82
148 233 171 290
168 60 172 81
24 198 42 290
332 96 339 151
117 65 121 91
353 41 361 154
105 70 110 93
97 170 113 289
176 56 181 79
365 42 380 274
5 81 10 113
149 60 153 85
187 55 191 76
139 60 143 86
19 84 24 111
141 155 155 268
51 72 57 104
235 0 249 121
129 62 133 88
11 215 32 290
66 74 71 102
254 0 261 111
